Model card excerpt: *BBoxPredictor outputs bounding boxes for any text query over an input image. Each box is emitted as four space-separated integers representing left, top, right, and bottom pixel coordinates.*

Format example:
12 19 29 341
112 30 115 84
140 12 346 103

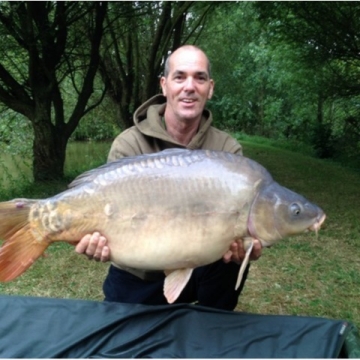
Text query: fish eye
290 203 301 216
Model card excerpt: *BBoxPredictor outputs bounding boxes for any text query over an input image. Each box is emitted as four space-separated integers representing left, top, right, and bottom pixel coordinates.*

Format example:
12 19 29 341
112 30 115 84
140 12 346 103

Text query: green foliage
71 98 118 141
195 2 360 169
0 108 33 156
255 2 360 163
72 117 116 142
200 3 320 143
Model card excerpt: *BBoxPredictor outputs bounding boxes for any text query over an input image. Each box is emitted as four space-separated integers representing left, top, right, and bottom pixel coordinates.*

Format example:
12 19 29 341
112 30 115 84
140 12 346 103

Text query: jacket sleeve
221 137 243 156
107 125 243 162
107 128 148 162
203 127 243 155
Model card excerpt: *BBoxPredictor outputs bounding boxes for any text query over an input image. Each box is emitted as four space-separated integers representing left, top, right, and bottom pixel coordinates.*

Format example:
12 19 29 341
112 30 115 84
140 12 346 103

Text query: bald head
164 45 212 78
160 43 214 135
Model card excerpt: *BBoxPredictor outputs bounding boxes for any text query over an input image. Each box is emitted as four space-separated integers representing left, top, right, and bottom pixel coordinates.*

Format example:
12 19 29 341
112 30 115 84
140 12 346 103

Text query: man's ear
208 79 214 99
160 76 167 96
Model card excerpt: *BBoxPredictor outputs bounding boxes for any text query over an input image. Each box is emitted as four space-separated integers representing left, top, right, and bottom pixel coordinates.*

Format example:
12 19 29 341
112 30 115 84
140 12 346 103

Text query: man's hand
74 232 110 262
222 239 262 264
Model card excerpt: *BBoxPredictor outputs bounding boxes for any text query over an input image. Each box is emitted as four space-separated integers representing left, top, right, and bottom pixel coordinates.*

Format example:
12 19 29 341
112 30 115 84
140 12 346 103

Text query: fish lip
308 213 326 232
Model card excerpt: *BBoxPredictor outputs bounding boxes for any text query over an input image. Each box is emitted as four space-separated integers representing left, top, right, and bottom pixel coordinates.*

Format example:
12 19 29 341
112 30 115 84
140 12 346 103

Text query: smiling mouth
180 98 197 103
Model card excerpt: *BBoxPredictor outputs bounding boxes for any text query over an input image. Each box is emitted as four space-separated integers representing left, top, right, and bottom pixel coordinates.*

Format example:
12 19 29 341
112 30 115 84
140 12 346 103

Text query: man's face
160 48 214 123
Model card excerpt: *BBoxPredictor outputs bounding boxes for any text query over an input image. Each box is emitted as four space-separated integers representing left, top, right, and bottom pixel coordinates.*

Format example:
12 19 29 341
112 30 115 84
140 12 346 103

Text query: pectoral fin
235 240 254 290
164 268 193 304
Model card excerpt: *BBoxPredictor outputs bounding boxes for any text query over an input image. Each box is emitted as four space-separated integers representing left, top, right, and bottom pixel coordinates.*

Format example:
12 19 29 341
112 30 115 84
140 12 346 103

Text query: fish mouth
308 213 326 233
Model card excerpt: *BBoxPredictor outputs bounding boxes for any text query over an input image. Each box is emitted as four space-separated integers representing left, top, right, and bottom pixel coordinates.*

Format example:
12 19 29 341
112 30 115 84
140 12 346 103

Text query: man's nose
183 77 195 91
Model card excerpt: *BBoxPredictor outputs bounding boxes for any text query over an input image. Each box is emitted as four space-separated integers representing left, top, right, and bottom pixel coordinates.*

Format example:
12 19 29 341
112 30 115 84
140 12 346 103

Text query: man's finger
92 236 107 260
223 249 233 263
100 245 110 262
250 239 262 261
74 234 92 254
85 232 101 257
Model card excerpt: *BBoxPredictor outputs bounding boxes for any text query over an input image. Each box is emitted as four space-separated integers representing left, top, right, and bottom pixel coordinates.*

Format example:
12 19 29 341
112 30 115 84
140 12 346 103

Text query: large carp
0 149 325 303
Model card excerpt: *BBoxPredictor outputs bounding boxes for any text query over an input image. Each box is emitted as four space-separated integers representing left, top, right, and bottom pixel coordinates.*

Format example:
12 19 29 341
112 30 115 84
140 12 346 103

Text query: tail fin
0 199 32 239
0 200 49 281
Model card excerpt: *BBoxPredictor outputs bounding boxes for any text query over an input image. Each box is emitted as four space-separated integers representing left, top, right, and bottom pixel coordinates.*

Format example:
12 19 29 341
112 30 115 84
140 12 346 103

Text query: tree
98 1 215 129
0 2 107 181
195 1 360 164
256 2 360 138
198 2 321 140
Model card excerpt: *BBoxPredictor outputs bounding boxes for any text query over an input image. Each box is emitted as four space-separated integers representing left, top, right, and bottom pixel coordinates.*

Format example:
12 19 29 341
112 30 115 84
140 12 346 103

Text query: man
75 45 262 310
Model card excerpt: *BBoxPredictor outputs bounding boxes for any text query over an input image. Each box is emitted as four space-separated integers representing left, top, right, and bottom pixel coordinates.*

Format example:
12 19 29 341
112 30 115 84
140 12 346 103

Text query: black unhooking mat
0 295 359 358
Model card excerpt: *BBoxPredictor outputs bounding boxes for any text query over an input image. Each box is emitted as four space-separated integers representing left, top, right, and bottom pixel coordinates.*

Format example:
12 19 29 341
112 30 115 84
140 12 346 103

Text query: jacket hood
133 94 214 149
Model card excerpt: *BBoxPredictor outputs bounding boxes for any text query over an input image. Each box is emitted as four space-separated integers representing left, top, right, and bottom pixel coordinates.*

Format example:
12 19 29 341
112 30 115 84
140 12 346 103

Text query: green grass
0 140 359 330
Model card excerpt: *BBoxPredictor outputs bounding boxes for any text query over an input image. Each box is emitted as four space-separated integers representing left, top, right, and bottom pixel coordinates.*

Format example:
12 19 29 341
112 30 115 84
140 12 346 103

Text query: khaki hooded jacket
107 94 242 162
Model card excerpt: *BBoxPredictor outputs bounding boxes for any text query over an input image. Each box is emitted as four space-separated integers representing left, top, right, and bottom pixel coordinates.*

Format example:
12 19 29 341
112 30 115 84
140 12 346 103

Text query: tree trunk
32 109 67 181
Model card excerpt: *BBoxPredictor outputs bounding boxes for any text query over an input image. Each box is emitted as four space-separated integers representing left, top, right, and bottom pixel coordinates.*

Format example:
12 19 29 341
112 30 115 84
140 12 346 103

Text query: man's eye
197 76 207 82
